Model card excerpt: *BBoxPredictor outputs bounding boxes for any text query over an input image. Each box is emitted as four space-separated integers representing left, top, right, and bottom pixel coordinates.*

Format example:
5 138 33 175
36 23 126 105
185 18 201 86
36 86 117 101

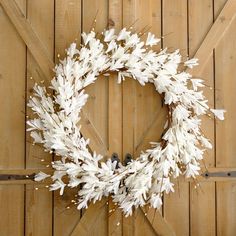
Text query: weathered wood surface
0 0 236 235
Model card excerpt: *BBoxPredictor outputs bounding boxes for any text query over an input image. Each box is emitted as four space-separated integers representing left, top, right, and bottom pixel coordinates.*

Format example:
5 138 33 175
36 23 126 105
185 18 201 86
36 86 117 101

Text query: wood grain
80 1 109 235
122 1 136 235
190 0 236 76
54 1 82 235
71 198 107 236
0 1 236 235
25 1 54 235
0 0 108 157
108 1 123 235
215 8 236 234
0 0 25 235
137 0 236 153
188 1 216 235
162 2 190 236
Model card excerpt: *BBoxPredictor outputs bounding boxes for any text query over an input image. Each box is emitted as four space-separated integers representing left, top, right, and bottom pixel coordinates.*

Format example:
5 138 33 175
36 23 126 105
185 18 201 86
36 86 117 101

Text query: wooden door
0 0 236 235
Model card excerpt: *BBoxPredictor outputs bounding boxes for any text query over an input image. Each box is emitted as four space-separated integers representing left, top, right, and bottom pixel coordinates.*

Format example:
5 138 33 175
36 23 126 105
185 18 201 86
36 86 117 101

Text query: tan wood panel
189 59 216 236
216 182 236 235
0 185 24 235
83 0 109 155
54 1 82 235
122 0 169 235
108 1 123 234
0 0 107 156
215 11 236 235
25 184 52 236
214 0 228 20
122 1 137 235
25 1 54 235
131 1 164 158
190 182 216 236
70 198 107 236
215 7 236 169
0 0 54 80
190 0 236 77
81 1 109 235
136 0 236 154
164 181 189 236
0 0 26 235
0 0 25 169
1 1 236 235
162 1 190 236
25 0 54 168
188 2 216 235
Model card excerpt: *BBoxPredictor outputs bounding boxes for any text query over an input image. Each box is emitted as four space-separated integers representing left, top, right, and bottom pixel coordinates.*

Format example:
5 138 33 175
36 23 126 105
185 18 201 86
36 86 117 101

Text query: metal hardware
111 153 120 169
202 171 236 178
111 153 133 167
124 153 132 166
0 173 35 181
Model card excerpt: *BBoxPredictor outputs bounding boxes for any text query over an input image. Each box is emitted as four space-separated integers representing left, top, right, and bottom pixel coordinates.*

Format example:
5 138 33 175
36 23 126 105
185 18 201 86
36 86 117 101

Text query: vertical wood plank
190 182 216 236
216 182 236 236
215 14 236 169
83 0 109 153
215 12 236 235
25 184 52 236
25 0 54 168
164 181 189 236
188 2 216 235
162 0 188 53
122 1 136 235
0 0 26 235
108 0 123 235
0 0 26 168
0 185 24 235
214 0 228 20
82 1 109 235
162 1 190 236
25 1 54 235
54 1 82 235
122 0 164 235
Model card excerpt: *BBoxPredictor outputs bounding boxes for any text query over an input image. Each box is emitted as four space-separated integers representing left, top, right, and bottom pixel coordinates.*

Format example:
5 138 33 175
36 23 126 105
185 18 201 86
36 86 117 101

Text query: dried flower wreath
27 28 225 216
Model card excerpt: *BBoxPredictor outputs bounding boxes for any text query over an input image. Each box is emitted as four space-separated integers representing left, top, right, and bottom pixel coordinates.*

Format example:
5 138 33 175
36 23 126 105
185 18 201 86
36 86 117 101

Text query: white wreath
27 28 225 216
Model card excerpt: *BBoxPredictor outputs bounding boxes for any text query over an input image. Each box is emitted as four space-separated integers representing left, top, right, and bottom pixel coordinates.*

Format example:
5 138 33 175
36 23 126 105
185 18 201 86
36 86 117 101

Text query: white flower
125 33 139 47
34 172 50 181
49 179 66 195
150 194 162 208
210 109 226 120
199 136 212 149
191 78 204 91
184 58 199 68
157 159 171 177
185 163 200 178
27 119 43 131
30 131 43 143
82 31 95 45
83 73 97 87
162 178 175 194
67 43 79 57
146 32 160 47
106 40 117 53
104 29 116 42
117 28 130 41
117 71 129 83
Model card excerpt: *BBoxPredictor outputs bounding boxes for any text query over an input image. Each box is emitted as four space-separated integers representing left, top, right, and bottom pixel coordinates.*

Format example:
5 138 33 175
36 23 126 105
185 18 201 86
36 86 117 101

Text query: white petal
30 131 43 143
146 32 160 47
35 171 50 181
104 29 116 42
184 58 199 68
210 109 226 120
